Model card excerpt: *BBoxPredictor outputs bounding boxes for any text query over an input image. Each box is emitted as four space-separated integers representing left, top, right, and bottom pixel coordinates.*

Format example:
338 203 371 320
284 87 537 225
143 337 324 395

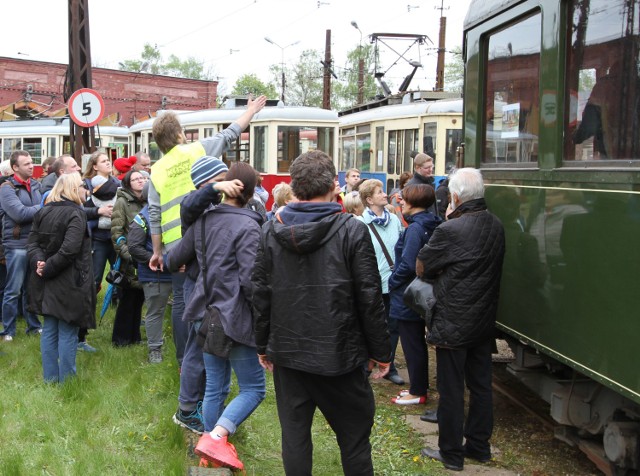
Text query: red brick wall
0 57 218 126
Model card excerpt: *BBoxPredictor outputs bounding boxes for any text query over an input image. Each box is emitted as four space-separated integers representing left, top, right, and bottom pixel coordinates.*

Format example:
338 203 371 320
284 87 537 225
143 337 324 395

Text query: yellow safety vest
150 142 205 246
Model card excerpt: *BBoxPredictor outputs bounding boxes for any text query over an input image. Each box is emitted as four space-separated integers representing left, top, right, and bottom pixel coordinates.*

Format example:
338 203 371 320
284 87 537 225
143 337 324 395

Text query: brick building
0 57 218 126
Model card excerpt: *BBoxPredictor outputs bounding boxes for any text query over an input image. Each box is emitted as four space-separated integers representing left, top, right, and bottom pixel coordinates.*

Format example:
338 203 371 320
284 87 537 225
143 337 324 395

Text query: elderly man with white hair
416 167 505 472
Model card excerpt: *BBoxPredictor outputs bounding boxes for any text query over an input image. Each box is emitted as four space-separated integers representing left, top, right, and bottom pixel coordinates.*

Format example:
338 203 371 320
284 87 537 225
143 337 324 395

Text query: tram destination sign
68 88 105 128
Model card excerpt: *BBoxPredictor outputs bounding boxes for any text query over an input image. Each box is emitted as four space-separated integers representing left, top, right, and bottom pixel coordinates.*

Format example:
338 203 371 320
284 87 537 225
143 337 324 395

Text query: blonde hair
357 179 383 206
47 173 84 205
343 190 364 216
273 182 294 207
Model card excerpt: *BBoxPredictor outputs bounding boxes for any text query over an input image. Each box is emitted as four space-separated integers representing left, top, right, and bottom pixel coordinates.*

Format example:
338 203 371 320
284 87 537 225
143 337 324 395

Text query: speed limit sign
68 88 105 127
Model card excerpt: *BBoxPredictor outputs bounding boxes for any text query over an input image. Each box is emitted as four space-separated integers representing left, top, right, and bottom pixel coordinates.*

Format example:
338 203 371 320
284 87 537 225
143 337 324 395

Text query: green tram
463 0 640 472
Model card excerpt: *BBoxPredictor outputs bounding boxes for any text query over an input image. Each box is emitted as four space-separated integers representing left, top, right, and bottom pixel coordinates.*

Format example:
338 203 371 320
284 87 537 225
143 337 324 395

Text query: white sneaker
2 335 13 342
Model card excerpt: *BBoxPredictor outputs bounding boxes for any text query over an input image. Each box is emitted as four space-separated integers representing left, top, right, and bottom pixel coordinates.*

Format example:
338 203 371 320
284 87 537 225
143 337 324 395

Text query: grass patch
0 292 443 475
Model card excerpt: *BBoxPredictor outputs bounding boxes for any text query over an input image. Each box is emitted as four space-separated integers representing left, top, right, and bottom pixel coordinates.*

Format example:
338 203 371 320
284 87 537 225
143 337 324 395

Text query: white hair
448 167 484 204
0 160 12 177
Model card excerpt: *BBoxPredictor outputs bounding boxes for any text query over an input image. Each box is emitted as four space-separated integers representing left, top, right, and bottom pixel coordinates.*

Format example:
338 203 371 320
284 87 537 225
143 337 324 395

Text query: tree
332 44 378 110
118 43 215 80
444 46 464 93
232 74 277 98
268 49 325 107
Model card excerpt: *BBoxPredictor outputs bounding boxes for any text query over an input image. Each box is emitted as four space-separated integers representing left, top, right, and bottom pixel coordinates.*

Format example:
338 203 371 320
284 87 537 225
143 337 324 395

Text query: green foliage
118 43 214 80
444 46 464 93
333 44 379 109
232 74 278 99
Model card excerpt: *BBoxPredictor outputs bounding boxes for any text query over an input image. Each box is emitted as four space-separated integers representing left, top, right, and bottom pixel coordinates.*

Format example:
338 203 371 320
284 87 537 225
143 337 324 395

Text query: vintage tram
0 118 129 176
129 100 339 201
463 0 640 472
338 97 463 192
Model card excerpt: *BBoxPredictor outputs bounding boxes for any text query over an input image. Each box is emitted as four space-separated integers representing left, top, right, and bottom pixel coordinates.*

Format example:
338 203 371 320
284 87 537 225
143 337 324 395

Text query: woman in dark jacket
166 162 265 471
388 184 441 405
110 170 147 346
27 173 96 383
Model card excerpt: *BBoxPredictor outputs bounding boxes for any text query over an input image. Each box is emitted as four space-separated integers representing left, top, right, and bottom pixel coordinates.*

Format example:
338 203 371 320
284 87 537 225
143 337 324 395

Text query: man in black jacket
407 153 438 216
416 167 505 472
252 150 391 476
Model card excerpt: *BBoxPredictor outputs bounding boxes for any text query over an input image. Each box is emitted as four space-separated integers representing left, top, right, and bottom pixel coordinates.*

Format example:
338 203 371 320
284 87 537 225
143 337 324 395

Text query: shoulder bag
367 223 394 271
195 214 235 358
403 277 436 330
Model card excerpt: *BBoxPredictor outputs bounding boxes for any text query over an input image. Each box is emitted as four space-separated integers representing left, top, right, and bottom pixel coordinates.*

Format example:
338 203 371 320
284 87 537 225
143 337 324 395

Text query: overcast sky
2 0 472 95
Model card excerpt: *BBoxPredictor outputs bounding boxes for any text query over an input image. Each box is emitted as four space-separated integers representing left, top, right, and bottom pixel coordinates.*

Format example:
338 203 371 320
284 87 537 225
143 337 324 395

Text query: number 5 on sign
68 88 105 127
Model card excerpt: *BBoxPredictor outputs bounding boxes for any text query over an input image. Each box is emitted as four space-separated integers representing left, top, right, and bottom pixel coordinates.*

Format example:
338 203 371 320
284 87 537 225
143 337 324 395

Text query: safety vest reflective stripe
150 142 205 246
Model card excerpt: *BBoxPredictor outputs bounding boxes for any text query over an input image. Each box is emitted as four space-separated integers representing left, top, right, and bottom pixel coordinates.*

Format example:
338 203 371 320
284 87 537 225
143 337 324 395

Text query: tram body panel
465 0 640 470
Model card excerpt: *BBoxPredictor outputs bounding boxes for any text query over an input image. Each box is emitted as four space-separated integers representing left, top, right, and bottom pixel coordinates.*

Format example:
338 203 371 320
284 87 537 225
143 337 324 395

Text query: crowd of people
0 97 505 473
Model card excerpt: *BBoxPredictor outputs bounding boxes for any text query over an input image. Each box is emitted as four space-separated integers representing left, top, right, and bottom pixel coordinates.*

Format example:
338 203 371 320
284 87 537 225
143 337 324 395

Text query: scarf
366 207 390 227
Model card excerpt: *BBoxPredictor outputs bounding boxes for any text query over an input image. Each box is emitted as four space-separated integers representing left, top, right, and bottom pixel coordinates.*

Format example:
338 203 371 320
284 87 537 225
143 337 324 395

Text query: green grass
0 292 443 475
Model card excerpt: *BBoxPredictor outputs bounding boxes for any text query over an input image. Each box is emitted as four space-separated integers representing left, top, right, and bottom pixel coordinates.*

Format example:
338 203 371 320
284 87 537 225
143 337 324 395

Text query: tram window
47 137 57 158
388 129 418 178
184 129 199 142
484 12 540 164
148 141 161 163
424 122 437 159
316 127 334 159
23 138 42 164
253 126 267 173
203 127 216 138
341 135 356 171
356 127 371 172
446 129 463 173
566 0 640 162
3 138 21 160
374 126 384 173
277 126 302 173
388 131 398 176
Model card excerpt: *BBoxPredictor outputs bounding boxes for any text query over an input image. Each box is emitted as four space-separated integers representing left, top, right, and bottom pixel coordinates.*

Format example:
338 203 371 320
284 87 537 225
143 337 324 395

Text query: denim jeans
2 248 41 336
143 281 172 350
171 272 189 364
92 239 116 289
202 344 266 434
0 263 6 324
41 315 79 383
178 322 206 411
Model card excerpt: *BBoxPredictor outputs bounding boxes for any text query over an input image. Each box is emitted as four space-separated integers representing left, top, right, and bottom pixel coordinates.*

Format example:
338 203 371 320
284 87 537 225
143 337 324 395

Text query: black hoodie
252 201 392 376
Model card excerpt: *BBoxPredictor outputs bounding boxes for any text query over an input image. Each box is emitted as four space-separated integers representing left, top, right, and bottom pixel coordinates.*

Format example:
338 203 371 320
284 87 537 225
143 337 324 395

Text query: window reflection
484 13 540 164
566 0 640 161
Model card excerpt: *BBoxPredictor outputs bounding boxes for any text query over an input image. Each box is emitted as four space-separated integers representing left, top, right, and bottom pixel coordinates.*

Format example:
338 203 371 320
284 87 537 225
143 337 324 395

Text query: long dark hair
226 162 257 206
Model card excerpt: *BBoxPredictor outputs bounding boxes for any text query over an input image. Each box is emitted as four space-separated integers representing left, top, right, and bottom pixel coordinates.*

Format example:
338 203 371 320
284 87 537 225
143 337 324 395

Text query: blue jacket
358 210 403 294
128 206 172 283
0 176 42 249
388 210 441 321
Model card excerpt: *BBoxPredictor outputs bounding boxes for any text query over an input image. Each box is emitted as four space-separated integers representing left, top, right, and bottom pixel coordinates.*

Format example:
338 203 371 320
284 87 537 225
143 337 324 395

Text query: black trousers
436 339 493 466
398 319 429 396
111 286 145 346
273 365 375 476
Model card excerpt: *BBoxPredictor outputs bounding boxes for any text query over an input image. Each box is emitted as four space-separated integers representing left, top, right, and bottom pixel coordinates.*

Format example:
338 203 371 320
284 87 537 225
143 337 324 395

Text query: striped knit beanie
190 156 228 188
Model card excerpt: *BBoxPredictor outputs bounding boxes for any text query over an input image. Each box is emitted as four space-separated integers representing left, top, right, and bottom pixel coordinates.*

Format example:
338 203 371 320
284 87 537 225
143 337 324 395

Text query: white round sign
68 88 105 128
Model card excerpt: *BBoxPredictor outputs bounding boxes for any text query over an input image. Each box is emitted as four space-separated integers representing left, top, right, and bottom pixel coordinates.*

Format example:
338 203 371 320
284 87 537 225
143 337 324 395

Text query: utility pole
322 30 332 110
66 0 97 162
435 0 449 92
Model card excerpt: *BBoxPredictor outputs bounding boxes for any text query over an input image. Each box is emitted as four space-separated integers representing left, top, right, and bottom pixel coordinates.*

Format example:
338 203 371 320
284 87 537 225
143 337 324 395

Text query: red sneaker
195 434 244 470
